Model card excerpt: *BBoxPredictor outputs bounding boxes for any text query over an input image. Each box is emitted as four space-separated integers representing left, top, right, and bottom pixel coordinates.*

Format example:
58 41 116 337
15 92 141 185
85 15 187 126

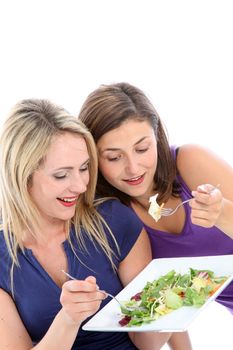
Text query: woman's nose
125 157 139 175
69 175 88 194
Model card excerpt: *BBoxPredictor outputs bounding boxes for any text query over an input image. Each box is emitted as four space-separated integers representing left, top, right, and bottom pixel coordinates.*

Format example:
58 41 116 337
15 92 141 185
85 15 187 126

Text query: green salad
119 268 227 327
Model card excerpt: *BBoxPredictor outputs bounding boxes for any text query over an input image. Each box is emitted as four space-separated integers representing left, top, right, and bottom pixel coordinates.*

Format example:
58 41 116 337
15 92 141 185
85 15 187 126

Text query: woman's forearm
33 309 80 350
129 330 192 350
129 331 172 350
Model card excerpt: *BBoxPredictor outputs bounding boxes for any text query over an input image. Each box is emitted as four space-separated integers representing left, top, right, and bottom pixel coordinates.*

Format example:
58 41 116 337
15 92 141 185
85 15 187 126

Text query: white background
0 1 233 349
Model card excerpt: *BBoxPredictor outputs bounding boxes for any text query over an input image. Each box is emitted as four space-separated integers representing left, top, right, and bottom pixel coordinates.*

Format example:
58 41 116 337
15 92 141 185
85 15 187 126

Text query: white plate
82 255 233 332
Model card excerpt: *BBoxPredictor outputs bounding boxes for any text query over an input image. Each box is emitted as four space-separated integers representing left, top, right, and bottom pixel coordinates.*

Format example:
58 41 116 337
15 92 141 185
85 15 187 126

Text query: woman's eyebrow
100 136 150 154
134 136 148 145
81 159 90 167
53 158 90 171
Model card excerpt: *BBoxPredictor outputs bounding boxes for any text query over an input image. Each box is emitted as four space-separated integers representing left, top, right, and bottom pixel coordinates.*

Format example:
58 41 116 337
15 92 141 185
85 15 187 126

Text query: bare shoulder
176 144 233 191
177 144 223 165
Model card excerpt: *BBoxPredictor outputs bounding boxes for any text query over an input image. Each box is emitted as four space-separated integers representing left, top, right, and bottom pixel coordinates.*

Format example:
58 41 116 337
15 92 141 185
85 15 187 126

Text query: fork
160 199 192 217
61 270 131 310
160 184 220 217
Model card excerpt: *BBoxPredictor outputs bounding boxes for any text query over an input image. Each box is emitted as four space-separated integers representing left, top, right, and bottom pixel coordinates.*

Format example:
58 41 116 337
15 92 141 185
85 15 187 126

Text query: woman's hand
60 276 105 326
190 184 223 228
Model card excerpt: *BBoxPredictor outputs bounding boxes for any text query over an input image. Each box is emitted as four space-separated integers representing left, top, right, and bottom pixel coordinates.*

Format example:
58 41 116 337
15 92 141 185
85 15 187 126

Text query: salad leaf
119 268 228 327
165 289 183 309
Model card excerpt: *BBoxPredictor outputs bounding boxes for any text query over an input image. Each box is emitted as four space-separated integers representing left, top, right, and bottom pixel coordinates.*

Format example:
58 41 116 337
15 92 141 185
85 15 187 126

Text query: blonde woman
0 99 182 350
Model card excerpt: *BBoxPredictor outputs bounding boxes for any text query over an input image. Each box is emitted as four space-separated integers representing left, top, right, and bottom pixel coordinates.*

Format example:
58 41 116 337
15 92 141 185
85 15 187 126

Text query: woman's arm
177 144 233 238
0 288 33 349
117 228 152 285
0 277 104 350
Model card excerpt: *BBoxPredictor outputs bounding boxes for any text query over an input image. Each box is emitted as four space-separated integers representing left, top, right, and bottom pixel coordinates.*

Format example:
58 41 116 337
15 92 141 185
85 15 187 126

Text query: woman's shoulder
95 197 130 212
176 144 229 189
96 198 143 229
95 199 143 258
177 144 215 162
171 144 206 161
176 144 218 173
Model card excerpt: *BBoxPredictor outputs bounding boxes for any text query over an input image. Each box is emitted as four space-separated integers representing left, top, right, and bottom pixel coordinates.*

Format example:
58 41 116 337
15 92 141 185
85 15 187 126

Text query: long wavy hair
79 82 180 205
0 99 119 282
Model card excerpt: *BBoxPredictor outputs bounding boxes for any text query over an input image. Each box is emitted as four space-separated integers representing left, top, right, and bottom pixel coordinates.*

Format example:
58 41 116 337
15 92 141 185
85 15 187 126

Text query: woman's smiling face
97 119 158 201
29 132 90 224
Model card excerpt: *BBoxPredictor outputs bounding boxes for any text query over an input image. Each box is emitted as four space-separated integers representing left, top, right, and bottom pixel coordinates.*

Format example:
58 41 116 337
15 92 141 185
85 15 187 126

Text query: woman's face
97 119 158 201
29 132 90 224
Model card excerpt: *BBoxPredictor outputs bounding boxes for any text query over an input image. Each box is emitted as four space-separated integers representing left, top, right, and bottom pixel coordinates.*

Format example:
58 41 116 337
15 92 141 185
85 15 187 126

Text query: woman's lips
57 197 78 207
123 174 144 186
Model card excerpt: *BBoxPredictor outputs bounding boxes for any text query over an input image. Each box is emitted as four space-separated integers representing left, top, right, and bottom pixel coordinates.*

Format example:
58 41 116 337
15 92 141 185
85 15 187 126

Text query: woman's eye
108 155 121 162
137 148 148 153
80 165 89 172
54 173 67 180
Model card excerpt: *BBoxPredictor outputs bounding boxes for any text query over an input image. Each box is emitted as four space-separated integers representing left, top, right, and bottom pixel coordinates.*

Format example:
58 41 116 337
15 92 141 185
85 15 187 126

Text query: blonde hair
0 99 119 279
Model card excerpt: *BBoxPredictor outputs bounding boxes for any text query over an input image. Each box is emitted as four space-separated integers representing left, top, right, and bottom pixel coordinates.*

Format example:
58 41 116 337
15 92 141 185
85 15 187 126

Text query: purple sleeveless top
144 146 233 313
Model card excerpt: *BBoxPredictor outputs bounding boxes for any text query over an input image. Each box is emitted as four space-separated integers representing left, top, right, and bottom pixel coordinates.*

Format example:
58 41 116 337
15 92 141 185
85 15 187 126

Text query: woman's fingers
60 276 105 325
190 184 222 227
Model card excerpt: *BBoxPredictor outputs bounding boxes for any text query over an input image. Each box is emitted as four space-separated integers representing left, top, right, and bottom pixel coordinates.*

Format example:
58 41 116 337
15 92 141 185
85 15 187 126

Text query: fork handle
99 290 115 300
181 199 191 205
172 199 191 212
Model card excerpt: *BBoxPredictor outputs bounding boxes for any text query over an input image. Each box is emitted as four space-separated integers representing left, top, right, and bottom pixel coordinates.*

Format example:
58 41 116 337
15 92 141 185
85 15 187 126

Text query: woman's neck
22 220 67 249
132 197 151 211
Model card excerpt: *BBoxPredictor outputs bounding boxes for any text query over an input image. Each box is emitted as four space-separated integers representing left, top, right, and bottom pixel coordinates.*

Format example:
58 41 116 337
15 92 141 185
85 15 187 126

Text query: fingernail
197 185 207 193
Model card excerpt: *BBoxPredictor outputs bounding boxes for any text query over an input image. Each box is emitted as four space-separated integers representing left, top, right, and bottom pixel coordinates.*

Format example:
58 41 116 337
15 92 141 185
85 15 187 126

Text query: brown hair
79 82 180 205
